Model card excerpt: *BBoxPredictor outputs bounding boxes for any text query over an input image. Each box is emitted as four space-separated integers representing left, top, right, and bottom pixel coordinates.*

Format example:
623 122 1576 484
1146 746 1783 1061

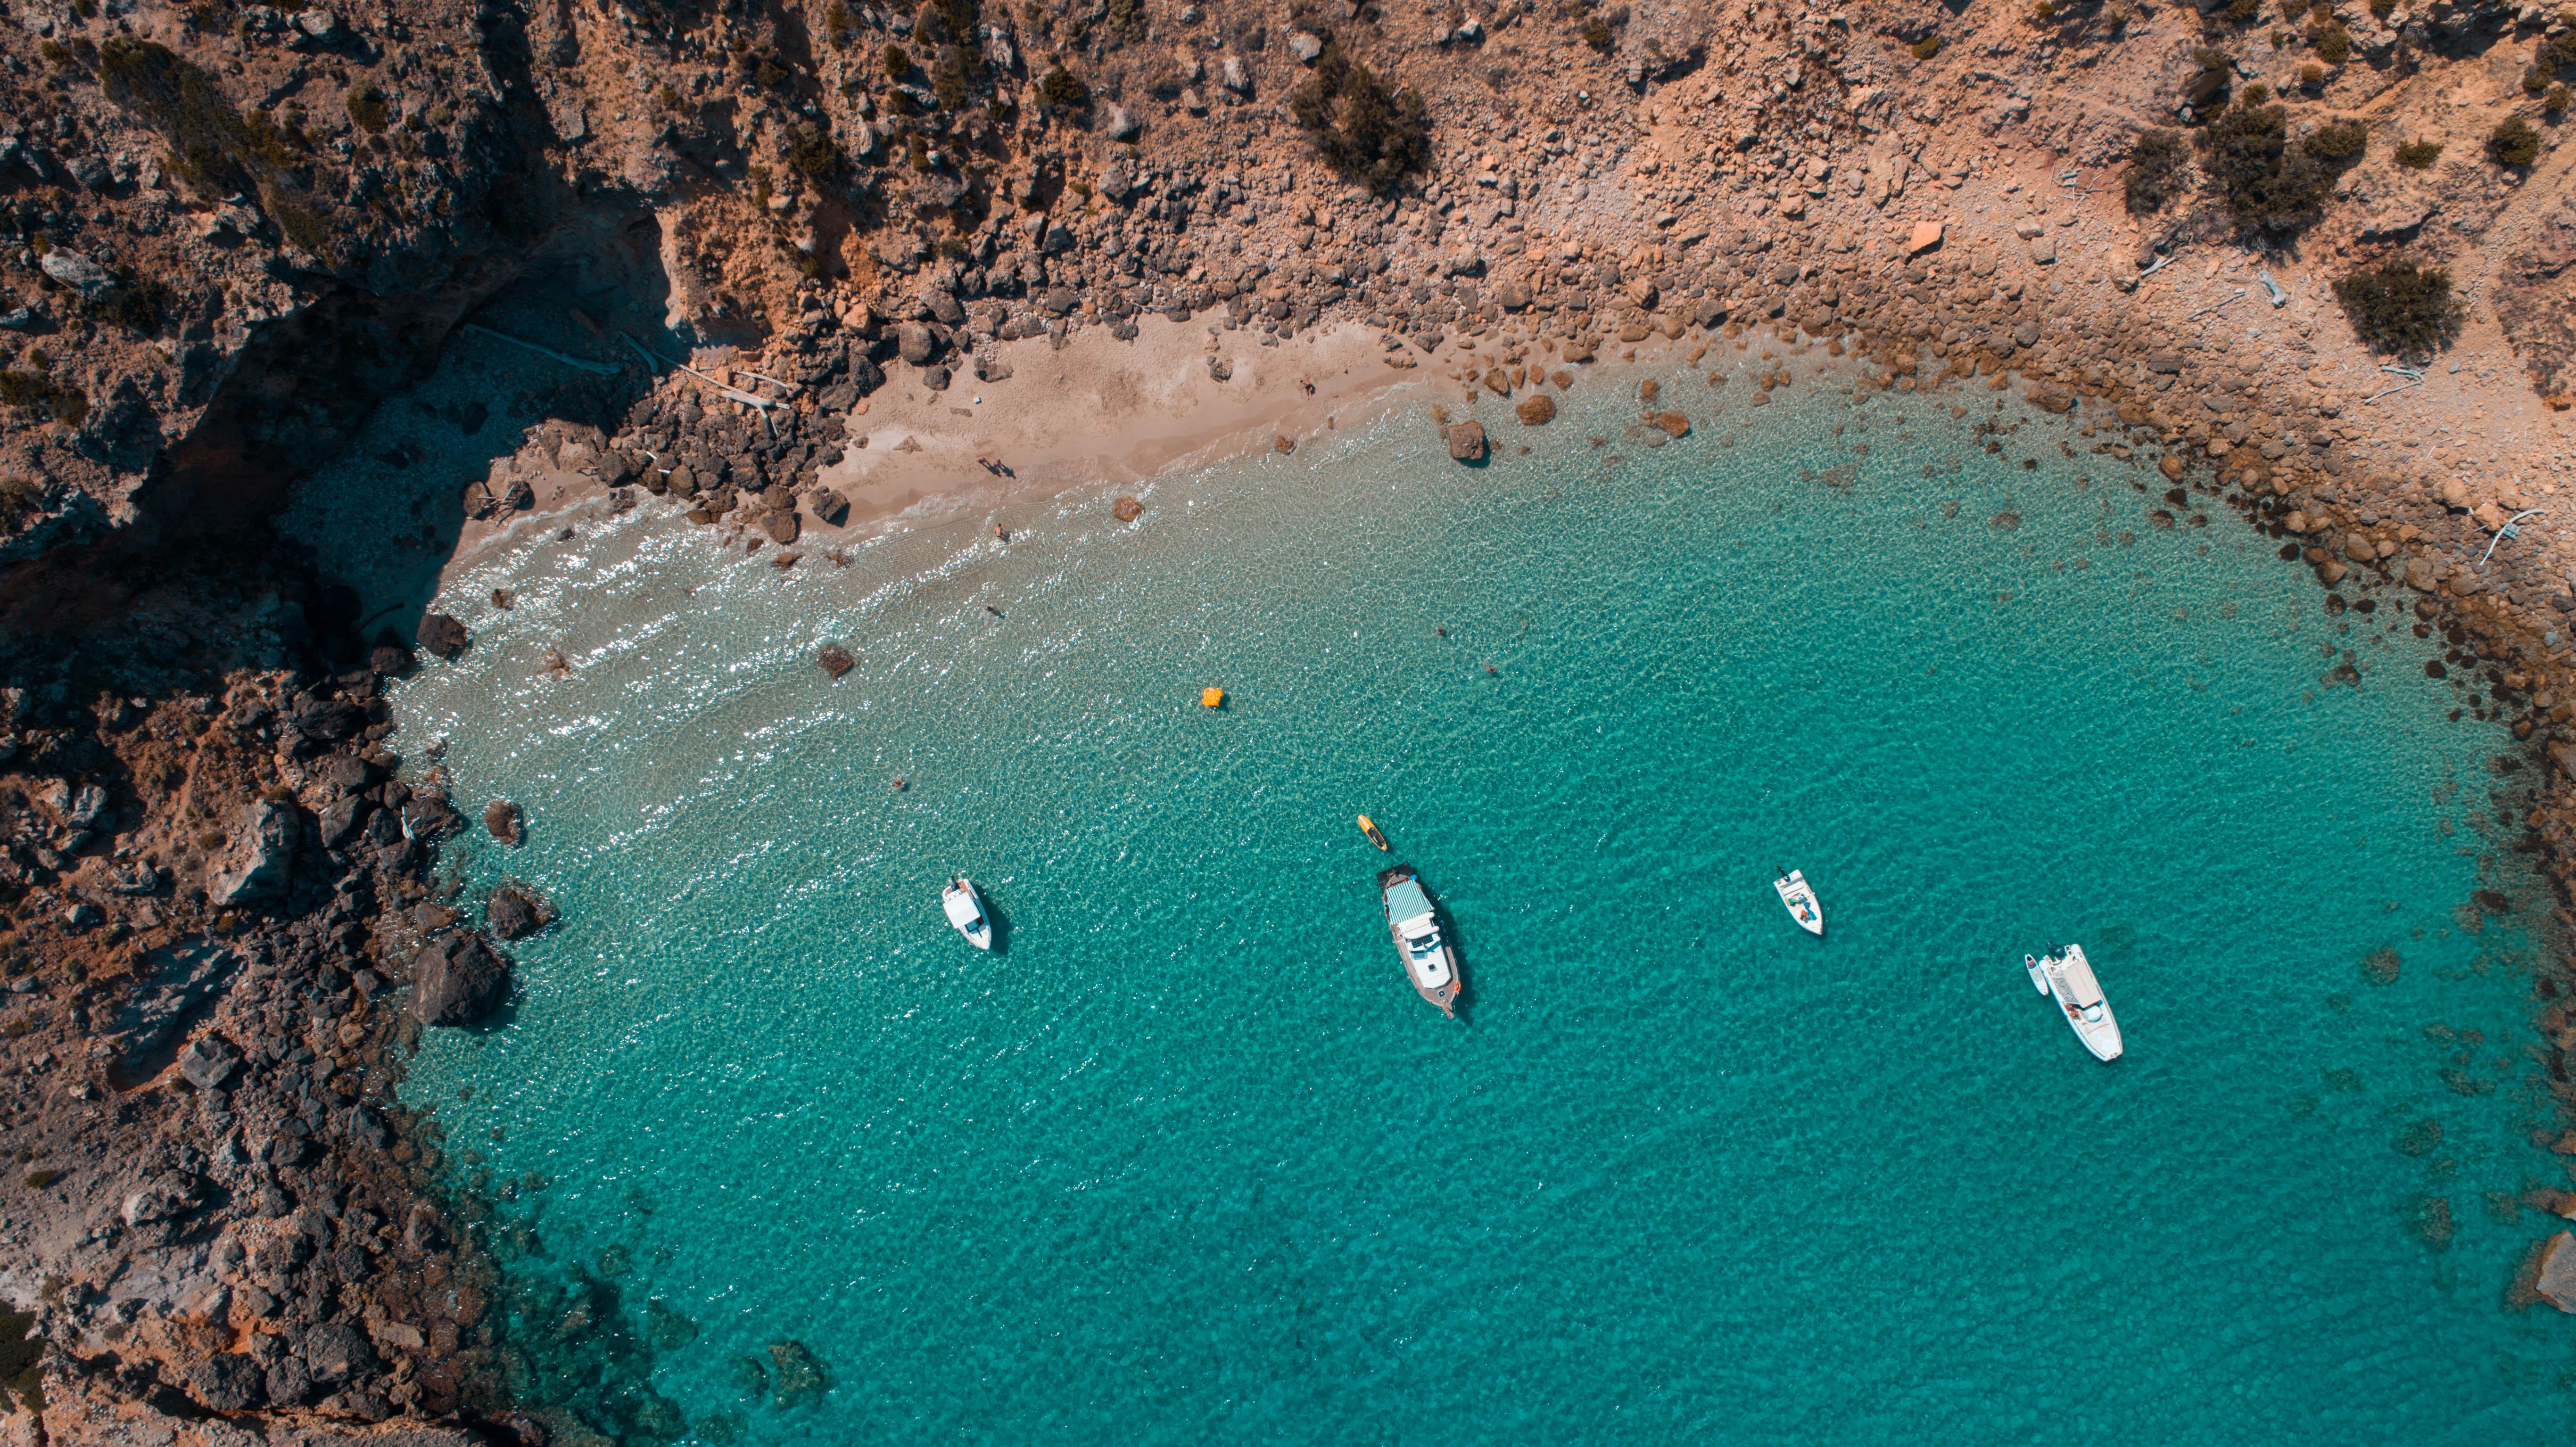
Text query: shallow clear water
392 357 2570 1445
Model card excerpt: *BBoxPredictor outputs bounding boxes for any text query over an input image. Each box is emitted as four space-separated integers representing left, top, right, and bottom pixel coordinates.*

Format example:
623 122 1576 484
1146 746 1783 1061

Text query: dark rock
1042 287 1080 315
897 321 936 365
291 697 365 744
299 1323 379 1383
264 1357 313 1406
418 614 470 658
316 794 372 849
183 1353 267 1412
761 510 802 544
809 489 850 526
1112 496 1144 522
409 932 512 1027
316 753 380 790
818 645 856 678
485 799 524 847
485 882 555 941
920 364 951 391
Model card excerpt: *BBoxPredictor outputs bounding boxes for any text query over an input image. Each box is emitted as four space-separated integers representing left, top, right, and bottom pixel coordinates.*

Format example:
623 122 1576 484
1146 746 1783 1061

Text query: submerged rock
1112 496 1144 522
1445 421 1487 462
1516 395 1557 425
485 799 525 847
818 645 856 678
768 1340 829 1407
410 933 512 1027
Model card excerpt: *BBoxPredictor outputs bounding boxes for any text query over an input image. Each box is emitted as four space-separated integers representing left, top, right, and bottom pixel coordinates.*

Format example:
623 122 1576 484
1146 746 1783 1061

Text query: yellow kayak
1358 815 1390 851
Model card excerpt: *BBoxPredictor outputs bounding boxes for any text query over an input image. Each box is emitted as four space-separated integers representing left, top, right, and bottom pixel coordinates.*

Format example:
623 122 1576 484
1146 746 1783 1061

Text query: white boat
1773 868 1823 937
2034 944 2122 1061
941 877 993 950
1378 865 1461 1016
2023 953 2049 994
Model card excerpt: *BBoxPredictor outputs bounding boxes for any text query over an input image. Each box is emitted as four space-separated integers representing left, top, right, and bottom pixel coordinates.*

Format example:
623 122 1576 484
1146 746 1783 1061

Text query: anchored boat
2032 944 2122 1061
1378 864 1461 1017
1773 867 1824 937
941 877 993 950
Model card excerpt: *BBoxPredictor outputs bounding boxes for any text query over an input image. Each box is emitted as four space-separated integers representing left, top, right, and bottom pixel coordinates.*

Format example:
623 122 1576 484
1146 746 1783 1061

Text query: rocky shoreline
5 0 2576 1438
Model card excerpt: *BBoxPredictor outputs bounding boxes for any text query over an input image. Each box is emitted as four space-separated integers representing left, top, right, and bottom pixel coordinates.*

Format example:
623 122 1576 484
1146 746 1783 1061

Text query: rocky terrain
4 0 2576 1439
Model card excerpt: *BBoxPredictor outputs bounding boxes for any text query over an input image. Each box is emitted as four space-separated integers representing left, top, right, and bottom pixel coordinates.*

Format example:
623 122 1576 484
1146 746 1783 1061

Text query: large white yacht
1378 865 1461 1017
2032 944 2121 1061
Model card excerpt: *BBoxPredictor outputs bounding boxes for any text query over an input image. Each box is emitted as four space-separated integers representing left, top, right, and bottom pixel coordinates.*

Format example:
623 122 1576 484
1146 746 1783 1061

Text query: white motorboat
2033 944 2122 1061
1378 865 1461 1016
941 877 993 950
2023 954 2049 994
1773 868 1823 937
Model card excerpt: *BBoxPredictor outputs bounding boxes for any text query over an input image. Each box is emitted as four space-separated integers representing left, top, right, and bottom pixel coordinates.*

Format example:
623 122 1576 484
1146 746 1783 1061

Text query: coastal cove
388 370 2571 1444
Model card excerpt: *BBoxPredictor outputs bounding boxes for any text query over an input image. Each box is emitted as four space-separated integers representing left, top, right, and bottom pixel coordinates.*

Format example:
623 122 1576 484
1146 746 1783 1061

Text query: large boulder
2538 1232 2576 1312
208 799 297 906
298 1322 379 1383
896 321 937 366
418 613 469 658
485 883 555 941
1445 421 1487 462
181 1353 266 1412
176 1035 240 1090
410 933 512 1027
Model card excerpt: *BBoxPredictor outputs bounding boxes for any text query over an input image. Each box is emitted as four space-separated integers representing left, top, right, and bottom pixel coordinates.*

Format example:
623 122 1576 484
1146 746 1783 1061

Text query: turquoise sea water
390 358 2573 1445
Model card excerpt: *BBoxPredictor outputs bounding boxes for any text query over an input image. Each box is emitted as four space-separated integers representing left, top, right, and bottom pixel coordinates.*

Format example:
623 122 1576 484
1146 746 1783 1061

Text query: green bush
2196 99 2329 232
99 37 296 194
2331 259 2462 354
2489 113 2542 164
0 477 40 531
1910 34 1943 59
345 79 389 133
933 43 968 110
883 42 910 78
2369 0 2395 15
2552 82 2573 113
1036 64 1089 107
2124 128 2190 213
1288 39 1432 193
784 122 839 176
823 3 854 47
2394 137 2443 167
1581 18 1613 51
2310 21 2351 61
2303 118 2368 160
2300 61 2327 87
2227 0 2260 21
2527 65 2550 96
